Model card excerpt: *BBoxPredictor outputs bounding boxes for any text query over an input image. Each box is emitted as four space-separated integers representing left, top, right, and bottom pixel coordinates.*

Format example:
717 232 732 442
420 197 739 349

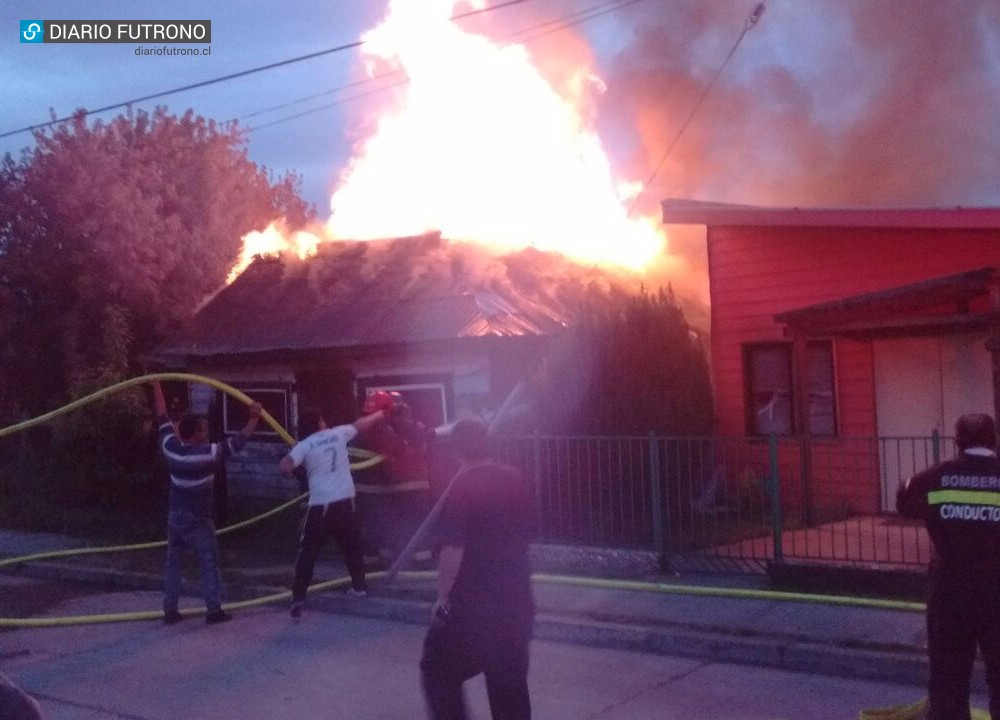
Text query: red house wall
708 226 1000 523
708 226 1000 515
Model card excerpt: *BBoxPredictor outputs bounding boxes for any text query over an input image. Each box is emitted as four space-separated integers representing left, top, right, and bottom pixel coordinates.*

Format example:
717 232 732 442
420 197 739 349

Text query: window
745 344 793 435
223 384 291 441
357 374 452 428
744 341 836 436
806 342 837 436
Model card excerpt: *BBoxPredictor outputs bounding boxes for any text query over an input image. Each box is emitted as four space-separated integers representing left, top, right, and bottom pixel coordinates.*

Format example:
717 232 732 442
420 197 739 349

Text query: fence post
649 431 665 562
769 433 783 563
532 430 543 522
932 429 940 466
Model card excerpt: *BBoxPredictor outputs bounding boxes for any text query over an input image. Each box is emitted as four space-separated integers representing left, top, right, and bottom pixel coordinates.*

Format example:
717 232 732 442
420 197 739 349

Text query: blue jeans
164 508 222 613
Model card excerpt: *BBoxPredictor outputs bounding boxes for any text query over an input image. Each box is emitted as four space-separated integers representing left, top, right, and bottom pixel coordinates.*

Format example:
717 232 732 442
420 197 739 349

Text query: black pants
292 499 366 601
927 577 1000 720
420 613 531 720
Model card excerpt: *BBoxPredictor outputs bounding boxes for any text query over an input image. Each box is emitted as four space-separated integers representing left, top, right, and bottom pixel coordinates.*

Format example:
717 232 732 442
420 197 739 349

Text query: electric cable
246 0 645 133
627 1 766 216
0 0 531 142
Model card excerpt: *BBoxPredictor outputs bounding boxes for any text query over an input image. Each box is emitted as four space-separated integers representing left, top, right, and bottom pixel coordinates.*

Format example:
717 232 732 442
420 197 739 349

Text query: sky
4 0 1000 297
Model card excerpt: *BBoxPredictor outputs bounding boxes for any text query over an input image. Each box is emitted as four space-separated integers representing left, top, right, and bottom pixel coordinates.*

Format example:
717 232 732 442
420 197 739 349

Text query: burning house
156 232 635 498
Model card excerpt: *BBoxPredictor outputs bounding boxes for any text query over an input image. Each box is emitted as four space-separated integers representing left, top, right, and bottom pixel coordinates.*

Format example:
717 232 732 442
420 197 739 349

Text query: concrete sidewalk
0 528 942 691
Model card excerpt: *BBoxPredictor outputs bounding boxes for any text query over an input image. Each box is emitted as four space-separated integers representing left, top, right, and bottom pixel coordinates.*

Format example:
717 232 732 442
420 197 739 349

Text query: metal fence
492 433 947 573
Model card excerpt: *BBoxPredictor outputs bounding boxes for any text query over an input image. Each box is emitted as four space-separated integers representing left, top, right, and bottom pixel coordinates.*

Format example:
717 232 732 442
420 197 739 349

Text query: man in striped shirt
153 381 262 625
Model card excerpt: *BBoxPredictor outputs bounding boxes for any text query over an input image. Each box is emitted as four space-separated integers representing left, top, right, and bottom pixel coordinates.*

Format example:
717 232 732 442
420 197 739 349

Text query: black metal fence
492 433 947 573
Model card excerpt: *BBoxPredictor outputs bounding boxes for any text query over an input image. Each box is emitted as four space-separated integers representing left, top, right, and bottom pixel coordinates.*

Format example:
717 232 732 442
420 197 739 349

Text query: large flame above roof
324 0 665 270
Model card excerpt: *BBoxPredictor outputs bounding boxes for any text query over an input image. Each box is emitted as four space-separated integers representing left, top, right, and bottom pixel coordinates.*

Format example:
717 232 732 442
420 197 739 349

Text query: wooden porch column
792 331 813 525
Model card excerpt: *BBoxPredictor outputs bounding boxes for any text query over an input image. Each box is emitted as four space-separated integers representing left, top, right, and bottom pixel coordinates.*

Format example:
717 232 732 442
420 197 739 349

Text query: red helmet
362 389 395 414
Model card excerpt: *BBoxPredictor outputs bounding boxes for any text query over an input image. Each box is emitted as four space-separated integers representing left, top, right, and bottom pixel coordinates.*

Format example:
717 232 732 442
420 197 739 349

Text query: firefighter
897 413 1000 720
353 391 434 569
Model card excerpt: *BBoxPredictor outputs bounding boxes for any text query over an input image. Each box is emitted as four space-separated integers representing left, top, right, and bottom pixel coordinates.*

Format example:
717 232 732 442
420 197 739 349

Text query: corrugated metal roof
159 234 576 357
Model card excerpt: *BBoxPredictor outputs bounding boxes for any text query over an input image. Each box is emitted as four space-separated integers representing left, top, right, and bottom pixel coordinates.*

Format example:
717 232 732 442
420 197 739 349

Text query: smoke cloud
322 1 999 318
600 0 1000 209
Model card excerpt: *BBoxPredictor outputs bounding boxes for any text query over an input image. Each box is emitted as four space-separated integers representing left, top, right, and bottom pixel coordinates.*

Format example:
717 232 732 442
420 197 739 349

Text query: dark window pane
807 342 836 436
747 345 793 435
224 388 289 440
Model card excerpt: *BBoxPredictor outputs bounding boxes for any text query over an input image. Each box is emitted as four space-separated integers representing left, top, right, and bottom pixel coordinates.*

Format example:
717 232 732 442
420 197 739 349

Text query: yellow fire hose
0 372 382 568
0 372 385 600
1 371 928 622
0 367 940 719
0 377 977 718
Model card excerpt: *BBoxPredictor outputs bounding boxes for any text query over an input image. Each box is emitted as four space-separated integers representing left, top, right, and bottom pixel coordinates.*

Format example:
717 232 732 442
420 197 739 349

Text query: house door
874 334 992 510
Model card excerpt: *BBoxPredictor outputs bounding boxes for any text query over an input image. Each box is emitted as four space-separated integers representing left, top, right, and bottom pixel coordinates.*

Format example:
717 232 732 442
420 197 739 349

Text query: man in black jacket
420 419 537 720
897 413 1000 720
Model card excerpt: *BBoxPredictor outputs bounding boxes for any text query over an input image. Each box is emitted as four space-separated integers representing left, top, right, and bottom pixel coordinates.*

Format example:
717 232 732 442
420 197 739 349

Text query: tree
489 286 714 436
0 107 312 417
544 288 714 435
0 107 311 510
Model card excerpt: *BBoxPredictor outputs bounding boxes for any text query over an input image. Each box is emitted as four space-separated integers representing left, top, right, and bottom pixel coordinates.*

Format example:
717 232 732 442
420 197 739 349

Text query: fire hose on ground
0 372 928 629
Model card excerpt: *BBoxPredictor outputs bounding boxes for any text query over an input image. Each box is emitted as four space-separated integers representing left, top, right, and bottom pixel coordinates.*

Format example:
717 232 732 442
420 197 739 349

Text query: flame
324 0 665 270
227 0 673 284
226 222 320 284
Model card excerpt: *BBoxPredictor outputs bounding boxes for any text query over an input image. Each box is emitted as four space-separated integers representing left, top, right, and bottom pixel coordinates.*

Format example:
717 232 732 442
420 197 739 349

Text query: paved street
1 578 983 720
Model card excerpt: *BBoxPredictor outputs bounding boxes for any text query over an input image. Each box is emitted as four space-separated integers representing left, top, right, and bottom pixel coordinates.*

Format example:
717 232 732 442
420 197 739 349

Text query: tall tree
0 107 312 416
547 288 714 435
490 287 714 436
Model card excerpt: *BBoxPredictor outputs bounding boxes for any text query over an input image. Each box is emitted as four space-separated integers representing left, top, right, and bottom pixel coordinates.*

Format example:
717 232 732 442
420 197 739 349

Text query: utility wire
249 78 410 131
0 0 530 141
239 75 398 121
511 0 643 44
248 0 645 133
627 1 766 216
241 0 635 126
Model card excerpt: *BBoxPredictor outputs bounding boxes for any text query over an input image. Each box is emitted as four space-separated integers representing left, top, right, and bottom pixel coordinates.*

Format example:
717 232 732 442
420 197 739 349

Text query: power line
239 73 402 122
242 0 635 126
249 78 410 132
0 0 530 142
247 0 644 133
627 1 766 216
510 0 643 44
0 39 364 141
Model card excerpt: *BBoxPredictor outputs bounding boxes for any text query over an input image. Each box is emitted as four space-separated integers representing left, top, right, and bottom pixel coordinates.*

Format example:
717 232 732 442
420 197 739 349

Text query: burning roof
160 233 629 358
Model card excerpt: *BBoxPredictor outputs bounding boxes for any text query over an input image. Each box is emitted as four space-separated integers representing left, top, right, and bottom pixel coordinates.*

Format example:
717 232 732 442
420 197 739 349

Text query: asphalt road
2 575 983 720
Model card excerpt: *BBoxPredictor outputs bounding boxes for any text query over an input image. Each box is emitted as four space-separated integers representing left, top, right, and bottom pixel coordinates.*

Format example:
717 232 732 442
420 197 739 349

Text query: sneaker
346 588 368 598
163 610 184 625
289 601 303 619
205 609 233 625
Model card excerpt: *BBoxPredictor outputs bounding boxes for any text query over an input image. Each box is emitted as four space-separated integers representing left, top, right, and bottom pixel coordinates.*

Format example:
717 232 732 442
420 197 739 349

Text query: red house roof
661 199 1000 228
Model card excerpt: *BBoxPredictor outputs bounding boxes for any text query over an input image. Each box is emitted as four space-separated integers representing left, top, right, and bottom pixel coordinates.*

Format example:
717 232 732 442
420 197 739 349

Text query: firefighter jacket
353 417 433 495
897 449 1000 582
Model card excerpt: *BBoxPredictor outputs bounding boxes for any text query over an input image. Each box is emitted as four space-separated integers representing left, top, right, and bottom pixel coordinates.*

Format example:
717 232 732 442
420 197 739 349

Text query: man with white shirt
897 413 1000 720
280 405 387 618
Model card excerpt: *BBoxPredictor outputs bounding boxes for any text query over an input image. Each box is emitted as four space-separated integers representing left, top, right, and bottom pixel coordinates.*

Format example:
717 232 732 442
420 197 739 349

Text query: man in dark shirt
153 381 262 625
420 418 536 720
897 413 1000 720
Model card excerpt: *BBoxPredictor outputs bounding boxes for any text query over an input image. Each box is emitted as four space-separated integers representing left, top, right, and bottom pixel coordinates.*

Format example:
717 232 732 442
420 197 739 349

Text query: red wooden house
662 200 1000 523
